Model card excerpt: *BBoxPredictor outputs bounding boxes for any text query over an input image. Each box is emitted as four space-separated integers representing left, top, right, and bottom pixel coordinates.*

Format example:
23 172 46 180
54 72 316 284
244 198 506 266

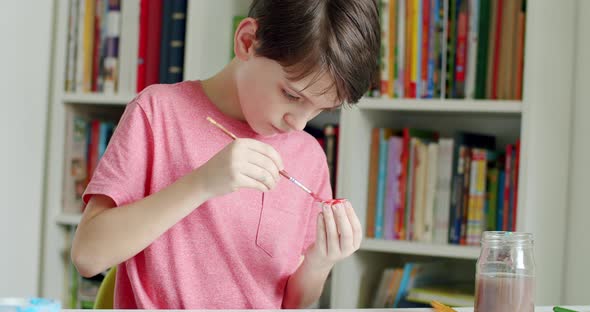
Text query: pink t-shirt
82 81 332 309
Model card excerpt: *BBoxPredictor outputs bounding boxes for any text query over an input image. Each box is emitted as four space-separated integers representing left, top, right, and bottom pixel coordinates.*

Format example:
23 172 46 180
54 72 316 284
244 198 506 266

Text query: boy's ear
234 17 259 61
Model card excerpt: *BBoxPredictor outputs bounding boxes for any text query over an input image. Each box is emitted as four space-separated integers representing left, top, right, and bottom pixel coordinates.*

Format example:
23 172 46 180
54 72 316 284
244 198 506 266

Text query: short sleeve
301 156 333 254
82 101 153 207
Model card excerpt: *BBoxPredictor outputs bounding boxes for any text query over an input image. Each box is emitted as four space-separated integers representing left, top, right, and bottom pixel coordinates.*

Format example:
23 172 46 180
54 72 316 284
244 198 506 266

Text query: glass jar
474 231 535 312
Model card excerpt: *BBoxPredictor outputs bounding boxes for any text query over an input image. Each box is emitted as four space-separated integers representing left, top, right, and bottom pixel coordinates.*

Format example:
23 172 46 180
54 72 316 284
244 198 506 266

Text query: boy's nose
283 113 307 131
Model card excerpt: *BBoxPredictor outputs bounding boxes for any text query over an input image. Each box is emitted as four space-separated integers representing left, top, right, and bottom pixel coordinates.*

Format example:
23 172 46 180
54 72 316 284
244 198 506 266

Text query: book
474 0 491 98
394 261 474 308
406 284 475 307
144 0 163 88
464 0 479 99
167 0 188 83
376 128 395 238
65 0 79 92
449 132 495 244
434 138 454 244
159 0 173 84
384 136 403 240
136 0 148 92
118 0 140 94
102 0 121 93
423 142 439 242
366 128 381 238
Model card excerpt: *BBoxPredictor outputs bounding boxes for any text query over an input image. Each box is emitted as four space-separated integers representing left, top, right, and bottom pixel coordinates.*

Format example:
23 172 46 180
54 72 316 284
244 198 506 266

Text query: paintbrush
430 300 459 312
206 116 324 202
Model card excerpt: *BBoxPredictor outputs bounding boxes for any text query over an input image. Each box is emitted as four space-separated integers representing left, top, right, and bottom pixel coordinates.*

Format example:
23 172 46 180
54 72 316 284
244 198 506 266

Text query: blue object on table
0 298 60 312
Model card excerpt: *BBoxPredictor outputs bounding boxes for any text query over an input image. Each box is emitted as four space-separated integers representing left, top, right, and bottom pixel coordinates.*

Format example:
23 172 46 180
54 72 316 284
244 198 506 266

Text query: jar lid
482 231 534 245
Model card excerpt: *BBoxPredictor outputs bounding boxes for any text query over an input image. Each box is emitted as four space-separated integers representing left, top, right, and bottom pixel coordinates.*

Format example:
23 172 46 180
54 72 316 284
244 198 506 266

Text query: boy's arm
71 138 284 278
282 201 363 309
282 253 333 309
71 172 210 278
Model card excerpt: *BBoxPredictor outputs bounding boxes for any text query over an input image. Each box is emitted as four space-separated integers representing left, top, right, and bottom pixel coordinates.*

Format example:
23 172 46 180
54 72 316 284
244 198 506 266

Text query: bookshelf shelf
360 239 480 260
62 93 133 106
55 213 82 226
357 98 522 114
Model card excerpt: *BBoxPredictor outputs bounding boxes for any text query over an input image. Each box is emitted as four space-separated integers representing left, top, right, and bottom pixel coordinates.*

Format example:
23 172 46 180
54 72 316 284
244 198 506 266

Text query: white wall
564 0 590 304
0 1 53 296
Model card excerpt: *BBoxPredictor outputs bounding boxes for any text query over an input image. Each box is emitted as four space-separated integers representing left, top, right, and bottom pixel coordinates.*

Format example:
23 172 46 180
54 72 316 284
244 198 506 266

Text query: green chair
93 266 117 309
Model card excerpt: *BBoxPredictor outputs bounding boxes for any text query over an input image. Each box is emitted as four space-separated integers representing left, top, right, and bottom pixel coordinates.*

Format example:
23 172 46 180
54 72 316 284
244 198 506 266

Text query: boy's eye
282 89 301 102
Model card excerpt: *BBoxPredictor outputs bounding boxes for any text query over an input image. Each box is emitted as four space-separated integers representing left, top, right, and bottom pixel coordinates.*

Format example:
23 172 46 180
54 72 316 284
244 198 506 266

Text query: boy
71 0 380 308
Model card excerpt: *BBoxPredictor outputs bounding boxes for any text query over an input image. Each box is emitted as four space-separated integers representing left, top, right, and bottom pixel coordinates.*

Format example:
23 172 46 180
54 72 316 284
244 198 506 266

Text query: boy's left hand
305 200 363 270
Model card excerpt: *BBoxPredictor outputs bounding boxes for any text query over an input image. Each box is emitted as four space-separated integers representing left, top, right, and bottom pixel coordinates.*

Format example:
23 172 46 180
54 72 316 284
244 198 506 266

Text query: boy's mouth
272 125 288 134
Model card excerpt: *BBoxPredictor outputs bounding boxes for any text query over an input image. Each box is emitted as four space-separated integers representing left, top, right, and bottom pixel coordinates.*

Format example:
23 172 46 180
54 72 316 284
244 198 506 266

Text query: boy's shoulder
280 130 328 166
133 81 198 107
129 81 209 120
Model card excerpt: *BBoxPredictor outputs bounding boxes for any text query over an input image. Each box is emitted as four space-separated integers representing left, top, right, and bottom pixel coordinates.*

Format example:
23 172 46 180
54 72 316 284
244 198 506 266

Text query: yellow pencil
430 300 459 312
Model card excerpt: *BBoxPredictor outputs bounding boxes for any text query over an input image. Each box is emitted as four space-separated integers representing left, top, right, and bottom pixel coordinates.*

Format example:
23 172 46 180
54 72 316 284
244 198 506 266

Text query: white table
63 307 590 312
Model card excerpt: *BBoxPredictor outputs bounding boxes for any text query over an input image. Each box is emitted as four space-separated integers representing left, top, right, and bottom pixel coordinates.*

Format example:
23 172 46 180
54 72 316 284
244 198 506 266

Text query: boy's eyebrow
284 81 340 109
284 81 312 102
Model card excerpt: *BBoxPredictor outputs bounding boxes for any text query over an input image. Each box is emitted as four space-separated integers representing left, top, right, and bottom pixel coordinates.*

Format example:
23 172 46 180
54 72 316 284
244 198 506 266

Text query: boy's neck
201 59 245 121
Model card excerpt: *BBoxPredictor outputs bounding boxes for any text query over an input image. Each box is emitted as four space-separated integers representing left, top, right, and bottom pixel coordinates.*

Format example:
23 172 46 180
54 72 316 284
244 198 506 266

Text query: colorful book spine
412 139 427 241
167 0 188 83
159 0 173 84
118 0 140 94
511 140 520 231
423 142 439 242
445 0 457 98
65 0 79 92
145 0 163 88
459 146 471 245
474 0 491 99
384 136 402 240
491 0 503 99
366 128 381 238
420 0 431 98
136 0 148 92
465 0 479 99
396 0 406 98
103 0 121 93
434 138 453 244
502 144 512 230
453 0 467 98
376 129 394 238
486 164 499 231
426 0 439 98
467 148 486 245
389 0 397 98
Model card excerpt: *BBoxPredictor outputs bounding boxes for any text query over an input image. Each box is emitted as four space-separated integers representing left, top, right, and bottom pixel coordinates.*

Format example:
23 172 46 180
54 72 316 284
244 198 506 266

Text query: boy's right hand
193 138 284 199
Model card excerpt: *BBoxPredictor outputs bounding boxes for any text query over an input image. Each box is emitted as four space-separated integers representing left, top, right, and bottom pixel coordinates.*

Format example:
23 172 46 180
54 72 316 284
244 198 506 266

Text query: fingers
344 201 363 250
332 202 354 255
241 139 285 171
240 162 277 191
316 212 327 255
246 150 280 185
321 202 340 257
238 172 272 193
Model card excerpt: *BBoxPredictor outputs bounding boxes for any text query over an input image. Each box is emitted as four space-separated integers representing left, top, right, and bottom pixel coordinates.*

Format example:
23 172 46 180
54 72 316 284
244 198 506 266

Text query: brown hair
248 0 380 105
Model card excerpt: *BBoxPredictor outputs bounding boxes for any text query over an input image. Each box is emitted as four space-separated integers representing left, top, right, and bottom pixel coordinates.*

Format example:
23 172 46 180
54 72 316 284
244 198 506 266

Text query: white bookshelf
358 98 522 114
360 239 480 260
330 0 577 308
41 0 577 309
55 213 82 226
62 93 132 106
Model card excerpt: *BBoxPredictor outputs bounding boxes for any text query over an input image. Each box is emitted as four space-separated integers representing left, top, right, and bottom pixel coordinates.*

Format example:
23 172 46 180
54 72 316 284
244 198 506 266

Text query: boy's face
235 56 341 137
